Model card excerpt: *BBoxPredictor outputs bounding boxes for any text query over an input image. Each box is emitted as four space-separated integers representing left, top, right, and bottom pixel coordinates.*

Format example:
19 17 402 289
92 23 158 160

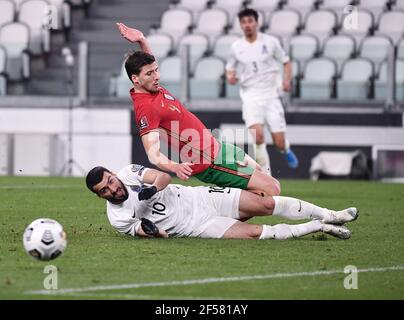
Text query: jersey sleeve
225 44 238 71
136 102 161 136
112 217 142 237
273 38 290 64
117 164 150 185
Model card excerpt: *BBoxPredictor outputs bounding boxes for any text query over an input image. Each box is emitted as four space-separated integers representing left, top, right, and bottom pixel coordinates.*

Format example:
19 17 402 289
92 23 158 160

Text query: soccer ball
23 218 67 261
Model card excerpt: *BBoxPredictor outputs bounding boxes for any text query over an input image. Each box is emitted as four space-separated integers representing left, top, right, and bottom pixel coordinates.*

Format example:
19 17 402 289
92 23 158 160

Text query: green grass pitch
0 176 403 299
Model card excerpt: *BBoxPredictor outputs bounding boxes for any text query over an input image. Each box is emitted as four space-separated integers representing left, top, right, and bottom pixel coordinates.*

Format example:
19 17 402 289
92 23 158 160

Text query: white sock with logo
272 196 331 221
254 143 271 175
259 220 322 240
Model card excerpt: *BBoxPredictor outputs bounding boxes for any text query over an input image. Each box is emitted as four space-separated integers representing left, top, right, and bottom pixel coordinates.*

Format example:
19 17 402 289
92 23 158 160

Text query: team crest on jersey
139 116 148 130
131 164 145 177
262 44 268 54
164 93 175 101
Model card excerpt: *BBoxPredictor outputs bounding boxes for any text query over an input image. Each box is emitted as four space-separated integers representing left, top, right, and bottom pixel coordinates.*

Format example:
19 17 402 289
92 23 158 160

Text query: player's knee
262 197 275 214
255 135 265 145
269 180 281 196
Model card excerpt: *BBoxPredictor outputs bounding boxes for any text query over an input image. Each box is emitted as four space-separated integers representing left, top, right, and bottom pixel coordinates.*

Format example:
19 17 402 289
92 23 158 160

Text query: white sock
254 143 271 174
272 196 332 221
259 220 322 240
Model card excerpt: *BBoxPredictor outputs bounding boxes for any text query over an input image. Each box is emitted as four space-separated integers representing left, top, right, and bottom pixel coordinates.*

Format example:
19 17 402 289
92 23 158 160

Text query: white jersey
226 33 289 100
106 164 241 238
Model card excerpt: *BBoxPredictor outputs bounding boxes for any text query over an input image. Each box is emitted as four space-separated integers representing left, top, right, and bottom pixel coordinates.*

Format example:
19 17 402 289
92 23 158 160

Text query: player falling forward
226 8 299 173
116 22 280 197
85 164 358 240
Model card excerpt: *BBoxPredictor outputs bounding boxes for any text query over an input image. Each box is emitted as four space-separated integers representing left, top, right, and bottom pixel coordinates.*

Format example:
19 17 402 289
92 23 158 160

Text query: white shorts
241 97 286 133
190 187 242 239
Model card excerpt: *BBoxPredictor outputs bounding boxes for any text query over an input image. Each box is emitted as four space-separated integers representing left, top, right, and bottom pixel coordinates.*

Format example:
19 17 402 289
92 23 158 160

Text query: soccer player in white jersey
226 8 299 173
85 164 358 240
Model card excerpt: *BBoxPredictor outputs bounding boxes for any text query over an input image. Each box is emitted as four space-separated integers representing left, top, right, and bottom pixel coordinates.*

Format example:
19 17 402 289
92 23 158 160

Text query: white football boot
321 223 352 239
323 207 359 225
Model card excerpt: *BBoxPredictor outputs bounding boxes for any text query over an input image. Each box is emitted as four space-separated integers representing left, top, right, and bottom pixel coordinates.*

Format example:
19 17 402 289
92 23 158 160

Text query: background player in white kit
85 164 358 240
226 8 299 173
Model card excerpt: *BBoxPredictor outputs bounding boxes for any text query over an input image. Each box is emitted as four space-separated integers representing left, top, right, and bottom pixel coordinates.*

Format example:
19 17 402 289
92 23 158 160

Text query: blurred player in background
115 22 281 198
226 8 299 174
85 164 358 240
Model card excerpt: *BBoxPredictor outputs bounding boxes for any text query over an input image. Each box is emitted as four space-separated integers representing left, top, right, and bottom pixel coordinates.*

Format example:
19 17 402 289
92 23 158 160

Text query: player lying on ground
115 22 281 197
85 164 359 240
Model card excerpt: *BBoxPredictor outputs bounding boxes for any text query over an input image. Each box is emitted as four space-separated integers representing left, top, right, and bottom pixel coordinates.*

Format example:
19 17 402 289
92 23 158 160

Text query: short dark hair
85 166 111 193
124 50 156 81
238 8 259 22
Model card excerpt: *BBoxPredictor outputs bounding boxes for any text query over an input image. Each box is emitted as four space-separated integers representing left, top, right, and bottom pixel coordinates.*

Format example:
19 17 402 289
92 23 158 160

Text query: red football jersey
130 87 220 174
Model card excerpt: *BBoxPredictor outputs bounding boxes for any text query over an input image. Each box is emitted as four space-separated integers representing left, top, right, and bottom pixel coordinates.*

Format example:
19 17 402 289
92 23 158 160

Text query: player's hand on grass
174 163 193 180
141 218 159 237
138 185 158 201
140 218 169 238
116 22 145 43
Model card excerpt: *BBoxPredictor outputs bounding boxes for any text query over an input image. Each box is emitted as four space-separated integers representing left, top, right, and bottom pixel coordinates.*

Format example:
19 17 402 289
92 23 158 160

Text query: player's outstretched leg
238 191 359 225
222 221 351 240
272 132 299 169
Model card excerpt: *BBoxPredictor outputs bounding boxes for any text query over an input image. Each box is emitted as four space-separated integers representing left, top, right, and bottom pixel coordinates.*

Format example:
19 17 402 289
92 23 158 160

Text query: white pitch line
61 292 241 300
25 265 404 296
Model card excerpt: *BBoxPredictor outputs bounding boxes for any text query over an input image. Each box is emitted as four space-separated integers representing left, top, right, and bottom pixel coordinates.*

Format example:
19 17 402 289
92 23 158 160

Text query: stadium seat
322 35 356 73
300 58 337 99
190 56 225 98
289 34 319 69
228 10 265 35
159 55 182 98
359 36 394 67
110 63 132 98
375 11 404 44
18 0 51 55
0 22 30 80
213 0 244 22
301 10 338 46
192 8 229 44
174 0 209 21
283 0 317 22
374 59 404 100
0 44 7 95
266 9 301 40
291 59 300 97
247 0 281 13
357 0 389 22
148 33 174 60
394 0 404 10
398 38 404 59
213 34 240 60
337 58 374 99
178 33 209 69
0 0 15 28
155 8 193 45
319 0 352 22
339 9 374 46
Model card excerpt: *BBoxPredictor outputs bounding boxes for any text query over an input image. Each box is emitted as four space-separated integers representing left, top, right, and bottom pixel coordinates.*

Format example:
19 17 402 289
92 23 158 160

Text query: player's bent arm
142 168 171 192
141 131 178 173
137 225 169 238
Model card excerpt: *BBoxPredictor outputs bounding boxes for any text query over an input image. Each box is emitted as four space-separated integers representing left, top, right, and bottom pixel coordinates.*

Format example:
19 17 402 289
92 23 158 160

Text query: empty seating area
0 0 90 95
119 0 403 101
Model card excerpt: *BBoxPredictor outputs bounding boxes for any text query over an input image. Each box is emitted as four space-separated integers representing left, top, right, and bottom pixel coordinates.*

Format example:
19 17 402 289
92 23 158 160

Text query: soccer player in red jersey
116 23 280 196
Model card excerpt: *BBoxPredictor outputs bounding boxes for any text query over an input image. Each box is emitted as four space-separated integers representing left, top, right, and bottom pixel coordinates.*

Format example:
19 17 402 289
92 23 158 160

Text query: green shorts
194 142 254 190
